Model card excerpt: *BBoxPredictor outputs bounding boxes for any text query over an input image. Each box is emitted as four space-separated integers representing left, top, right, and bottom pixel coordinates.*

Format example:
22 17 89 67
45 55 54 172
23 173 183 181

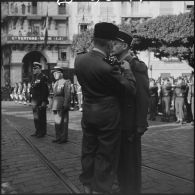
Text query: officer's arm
106 64 136 97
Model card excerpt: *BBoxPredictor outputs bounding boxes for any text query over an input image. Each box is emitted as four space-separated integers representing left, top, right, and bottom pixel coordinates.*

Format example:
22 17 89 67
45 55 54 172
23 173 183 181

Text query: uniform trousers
53 110 69 141
32 106 47 136
118 129 141 195
80 97 121 193
149 96 157 119
162 96 171 117
175 97 184 121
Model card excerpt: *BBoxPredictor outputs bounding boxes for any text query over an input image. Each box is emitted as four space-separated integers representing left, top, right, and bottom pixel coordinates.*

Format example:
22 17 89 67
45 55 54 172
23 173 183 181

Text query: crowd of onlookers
3 73 194 125
8 81 83 112
148 73 194 125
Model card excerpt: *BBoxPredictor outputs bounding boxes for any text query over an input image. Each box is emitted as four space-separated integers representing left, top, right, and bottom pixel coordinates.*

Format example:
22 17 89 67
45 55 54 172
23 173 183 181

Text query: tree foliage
71 8 194 67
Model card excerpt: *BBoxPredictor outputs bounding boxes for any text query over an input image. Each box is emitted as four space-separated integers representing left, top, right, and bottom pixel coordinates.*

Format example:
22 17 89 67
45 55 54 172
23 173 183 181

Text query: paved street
1 101 194 194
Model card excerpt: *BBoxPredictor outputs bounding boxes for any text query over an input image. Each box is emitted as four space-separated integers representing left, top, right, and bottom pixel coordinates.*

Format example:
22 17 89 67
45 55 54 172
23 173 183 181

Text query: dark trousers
162 96 171 118
118 130 141 195
53 110 69 141
191 97 194 121
175 97 184 121
32 106 47 136
149 96 157 119
80 98 121 193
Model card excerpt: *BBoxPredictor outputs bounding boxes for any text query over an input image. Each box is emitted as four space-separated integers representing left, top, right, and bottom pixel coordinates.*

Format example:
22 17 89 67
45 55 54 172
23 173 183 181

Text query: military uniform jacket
173 84 187 99
51 78 71 111
74 50 136 100
122 55 150 133
30 73 49 106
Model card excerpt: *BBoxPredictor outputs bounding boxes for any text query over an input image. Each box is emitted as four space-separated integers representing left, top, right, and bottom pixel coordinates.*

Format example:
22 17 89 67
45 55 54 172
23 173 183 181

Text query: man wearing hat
74 22 136 194
112 30 149 195
51 66 71 144
30 62 49 137
160 78 172 122
172 77 187 124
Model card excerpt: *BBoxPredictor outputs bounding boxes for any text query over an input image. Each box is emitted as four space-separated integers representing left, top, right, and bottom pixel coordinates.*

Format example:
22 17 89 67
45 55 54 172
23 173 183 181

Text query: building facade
1 1 194 86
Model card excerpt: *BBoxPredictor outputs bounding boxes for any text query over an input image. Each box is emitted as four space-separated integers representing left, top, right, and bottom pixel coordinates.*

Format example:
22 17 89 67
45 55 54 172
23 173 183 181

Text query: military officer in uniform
51 66 71 144
149 79 158 121
112 30 149 195
160 78 172 122
74 22 136 194
173 77 187 124
30 62 49 137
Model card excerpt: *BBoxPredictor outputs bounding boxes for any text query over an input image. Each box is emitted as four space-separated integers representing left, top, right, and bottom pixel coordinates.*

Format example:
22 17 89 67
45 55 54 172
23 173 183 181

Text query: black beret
116 30 133 46
52 66 63 74
94 22 119 40
33 62 42 69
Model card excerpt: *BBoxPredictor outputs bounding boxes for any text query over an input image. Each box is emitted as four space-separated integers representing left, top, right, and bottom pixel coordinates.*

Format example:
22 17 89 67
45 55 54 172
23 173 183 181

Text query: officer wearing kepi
51 66 71 144
112 30 150 195
30 62 49 137
74 22 136 194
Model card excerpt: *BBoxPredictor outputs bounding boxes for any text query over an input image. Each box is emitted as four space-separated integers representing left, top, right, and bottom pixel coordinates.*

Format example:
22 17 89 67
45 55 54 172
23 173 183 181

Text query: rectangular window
58 4 66 15
80 24 87 33
61 51 67 61
32 1 37 14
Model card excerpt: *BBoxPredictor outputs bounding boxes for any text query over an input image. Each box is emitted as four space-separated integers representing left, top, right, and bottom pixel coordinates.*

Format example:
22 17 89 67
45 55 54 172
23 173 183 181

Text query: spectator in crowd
10 83 18 102
26 82 32 105
172 77 187 124
156 81 162 115
77 82 83 112
160 78 172 122
187 72 194 126
149 79 158 120
70 82 77 110
17 82 23 103
22 82 27 105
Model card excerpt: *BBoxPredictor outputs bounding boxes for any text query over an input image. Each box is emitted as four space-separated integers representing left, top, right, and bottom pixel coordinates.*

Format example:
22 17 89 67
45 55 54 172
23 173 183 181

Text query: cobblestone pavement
1 101 194 194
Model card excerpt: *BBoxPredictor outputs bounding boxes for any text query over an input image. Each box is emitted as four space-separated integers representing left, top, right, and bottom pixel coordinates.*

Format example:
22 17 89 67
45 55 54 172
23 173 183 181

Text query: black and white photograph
1 0 194 194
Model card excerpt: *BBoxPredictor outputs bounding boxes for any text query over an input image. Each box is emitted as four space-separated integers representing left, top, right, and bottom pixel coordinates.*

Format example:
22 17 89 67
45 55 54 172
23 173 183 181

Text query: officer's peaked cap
33 62 42 69
94 22 119 40
116 30 133 46
52 66 63 73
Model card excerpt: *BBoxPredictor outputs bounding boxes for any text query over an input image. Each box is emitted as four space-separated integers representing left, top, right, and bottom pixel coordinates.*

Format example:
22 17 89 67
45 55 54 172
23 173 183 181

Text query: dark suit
51 78 71 142
30 73 49 136
149 85 158 120
74 49 136 193
117 56 149 195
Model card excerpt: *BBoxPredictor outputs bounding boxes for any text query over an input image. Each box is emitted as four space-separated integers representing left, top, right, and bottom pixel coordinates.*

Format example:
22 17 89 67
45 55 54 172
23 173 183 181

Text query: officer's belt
176 94 184 97
84 96 117 103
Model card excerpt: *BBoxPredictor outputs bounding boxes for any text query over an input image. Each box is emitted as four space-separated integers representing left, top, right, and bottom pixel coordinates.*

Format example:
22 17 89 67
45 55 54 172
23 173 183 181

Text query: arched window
15 4 18 14
22 4 25 15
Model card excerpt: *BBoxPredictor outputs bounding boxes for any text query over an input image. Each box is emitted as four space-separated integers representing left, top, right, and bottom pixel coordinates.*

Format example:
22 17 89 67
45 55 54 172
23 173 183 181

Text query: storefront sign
7 36 67 41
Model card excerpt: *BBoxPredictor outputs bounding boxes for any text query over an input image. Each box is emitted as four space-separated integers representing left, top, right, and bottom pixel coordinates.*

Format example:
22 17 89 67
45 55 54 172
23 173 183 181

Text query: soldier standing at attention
30 62 49 138
173 77 187 124
74 22 136 194
160 78 172 122
112 30 149 195
51 66 71 144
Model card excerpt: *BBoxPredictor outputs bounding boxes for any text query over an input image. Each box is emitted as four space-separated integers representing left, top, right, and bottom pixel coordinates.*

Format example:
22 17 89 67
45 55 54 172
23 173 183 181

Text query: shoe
176 120 180 123
191 121 194 126
52 139 60 143
31 133 38 137
58 140 68 144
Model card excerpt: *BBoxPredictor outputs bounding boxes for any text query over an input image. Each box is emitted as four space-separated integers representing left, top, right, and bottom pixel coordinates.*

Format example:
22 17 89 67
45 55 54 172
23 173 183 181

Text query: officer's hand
188 100 191 104
121 60 130 70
